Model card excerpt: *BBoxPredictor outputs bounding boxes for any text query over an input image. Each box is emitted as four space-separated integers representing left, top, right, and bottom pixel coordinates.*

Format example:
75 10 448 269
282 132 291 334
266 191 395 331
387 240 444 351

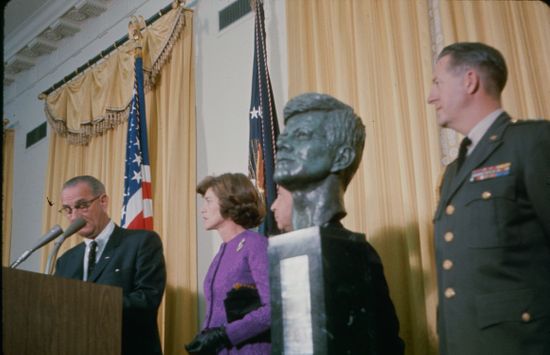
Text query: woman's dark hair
197 173 266 229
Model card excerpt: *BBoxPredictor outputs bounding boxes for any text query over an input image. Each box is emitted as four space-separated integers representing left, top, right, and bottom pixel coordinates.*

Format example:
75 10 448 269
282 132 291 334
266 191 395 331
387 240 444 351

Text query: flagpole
122 16 154 230
247 0 280 236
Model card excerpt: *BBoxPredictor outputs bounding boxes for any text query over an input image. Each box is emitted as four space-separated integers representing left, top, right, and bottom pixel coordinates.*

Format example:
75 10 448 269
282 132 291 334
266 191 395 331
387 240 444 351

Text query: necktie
456 137 472 171
87 241 97 281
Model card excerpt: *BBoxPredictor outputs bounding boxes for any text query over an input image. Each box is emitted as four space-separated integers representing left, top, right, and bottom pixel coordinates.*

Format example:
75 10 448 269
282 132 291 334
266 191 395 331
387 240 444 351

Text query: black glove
185 327 231 354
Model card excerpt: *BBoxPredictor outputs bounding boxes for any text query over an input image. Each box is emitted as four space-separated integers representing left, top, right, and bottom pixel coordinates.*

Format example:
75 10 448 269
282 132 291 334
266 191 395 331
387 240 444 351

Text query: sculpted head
274 93 365 191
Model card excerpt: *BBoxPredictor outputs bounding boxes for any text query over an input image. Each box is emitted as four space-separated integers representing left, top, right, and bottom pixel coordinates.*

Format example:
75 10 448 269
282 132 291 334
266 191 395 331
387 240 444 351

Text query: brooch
236 238 246 252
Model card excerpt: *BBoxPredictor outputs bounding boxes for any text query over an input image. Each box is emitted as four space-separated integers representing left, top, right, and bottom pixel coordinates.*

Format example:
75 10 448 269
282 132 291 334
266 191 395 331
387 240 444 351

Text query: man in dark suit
55 175 166 355
429 42 550 354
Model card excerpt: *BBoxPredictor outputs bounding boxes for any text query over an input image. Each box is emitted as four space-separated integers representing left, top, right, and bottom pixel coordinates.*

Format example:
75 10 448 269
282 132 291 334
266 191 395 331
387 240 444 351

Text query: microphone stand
45 234 67 275
10 224 64 269
44 217 87 274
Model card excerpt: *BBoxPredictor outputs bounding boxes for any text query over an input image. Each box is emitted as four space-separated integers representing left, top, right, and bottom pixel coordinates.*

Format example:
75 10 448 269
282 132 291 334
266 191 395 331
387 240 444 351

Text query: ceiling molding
43 18 81 41
19 38 58 58
4 0 112 87
4 74 16 86
75 0 109 18
5 55 36 74
4 0 81 60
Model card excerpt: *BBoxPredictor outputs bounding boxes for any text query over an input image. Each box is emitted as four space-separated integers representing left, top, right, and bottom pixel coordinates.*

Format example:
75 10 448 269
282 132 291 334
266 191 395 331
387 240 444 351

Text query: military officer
428 42 550 355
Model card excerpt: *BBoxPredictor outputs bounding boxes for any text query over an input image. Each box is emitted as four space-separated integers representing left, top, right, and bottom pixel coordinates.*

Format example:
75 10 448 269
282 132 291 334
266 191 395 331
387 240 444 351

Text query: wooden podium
2 267 122 355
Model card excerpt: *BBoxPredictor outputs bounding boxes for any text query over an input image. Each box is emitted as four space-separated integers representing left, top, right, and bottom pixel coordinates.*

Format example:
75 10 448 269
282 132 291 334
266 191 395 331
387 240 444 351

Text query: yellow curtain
40 8 197 354
435 0 550 161
286 1 550 354
42 6 187 145
440 0 550 117
3 128 15 266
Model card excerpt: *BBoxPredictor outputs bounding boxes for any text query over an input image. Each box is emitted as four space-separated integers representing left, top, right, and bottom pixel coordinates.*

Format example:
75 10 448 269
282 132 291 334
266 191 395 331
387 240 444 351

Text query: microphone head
63 217 87 237
29 224 64 252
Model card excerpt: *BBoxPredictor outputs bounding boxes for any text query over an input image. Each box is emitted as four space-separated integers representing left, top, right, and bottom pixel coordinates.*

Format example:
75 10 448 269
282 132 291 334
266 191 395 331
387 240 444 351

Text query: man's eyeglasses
59 195 102 216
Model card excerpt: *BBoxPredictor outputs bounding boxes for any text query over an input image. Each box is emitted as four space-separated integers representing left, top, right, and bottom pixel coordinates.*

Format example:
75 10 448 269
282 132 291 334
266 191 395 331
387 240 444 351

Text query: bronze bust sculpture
274 92 366 230
269 92 403 354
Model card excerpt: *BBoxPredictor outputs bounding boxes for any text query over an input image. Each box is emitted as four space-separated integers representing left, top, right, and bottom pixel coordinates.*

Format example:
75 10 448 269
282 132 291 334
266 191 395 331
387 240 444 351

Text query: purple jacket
203 230 271 354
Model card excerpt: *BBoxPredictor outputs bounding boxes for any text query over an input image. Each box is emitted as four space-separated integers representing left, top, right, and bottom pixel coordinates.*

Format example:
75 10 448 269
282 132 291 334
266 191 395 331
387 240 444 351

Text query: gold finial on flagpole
128 15 146 40
128 15 146 57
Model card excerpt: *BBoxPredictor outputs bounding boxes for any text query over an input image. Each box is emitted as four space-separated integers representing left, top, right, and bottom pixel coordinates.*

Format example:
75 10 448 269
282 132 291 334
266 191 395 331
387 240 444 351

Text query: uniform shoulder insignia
512 118 547 124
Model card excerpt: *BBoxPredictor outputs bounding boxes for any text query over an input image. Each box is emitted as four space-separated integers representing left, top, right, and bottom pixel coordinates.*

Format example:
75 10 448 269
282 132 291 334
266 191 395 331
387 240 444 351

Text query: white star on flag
132 153 142 165
250 106 261 119
131 170 142 183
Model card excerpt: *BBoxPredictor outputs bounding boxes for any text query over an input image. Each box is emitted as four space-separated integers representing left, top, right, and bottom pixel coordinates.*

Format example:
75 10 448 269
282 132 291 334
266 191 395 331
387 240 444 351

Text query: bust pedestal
268 224 377 355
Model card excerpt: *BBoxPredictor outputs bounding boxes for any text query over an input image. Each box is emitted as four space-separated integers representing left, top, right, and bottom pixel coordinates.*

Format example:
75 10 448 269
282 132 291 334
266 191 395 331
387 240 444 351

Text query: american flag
121 55 153 230
248 0 280 236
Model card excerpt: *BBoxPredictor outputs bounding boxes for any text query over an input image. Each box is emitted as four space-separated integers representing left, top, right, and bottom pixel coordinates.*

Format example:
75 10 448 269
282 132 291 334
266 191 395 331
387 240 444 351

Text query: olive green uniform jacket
434 113 550 355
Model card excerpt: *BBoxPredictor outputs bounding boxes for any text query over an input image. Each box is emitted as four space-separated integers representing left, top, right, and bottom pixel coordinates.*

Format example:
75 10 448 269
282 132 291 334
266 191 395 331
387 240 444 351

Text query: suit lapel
440 113 511 207
89 226 122 282
435 167 455 219
70 243 86 280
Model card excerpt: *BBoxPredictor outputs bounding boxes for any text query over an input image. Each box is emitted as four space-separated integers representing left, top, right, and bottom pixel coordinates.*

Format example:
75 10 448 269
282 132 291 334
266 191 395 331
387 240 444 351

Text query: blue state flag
248 0 280 236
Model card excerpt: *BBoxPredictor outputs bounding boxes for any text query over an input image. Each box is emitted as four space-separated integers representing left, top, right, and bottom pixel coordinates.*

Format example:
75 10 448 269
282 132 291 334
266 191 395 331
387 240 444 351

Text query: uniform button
444 232 454 242
482 191 492 199
443 259 453 270
521 312 531 322
490 134 498 141
445 205 455 215
444 288 456 299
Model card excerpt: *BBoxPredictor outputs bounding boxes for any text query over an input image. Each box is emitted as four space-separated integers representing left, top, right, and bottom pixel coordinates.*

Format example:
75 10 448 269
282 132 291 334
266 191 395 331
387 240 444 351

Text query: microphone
45 217 87 275
62 217 87 238
10 224 64 269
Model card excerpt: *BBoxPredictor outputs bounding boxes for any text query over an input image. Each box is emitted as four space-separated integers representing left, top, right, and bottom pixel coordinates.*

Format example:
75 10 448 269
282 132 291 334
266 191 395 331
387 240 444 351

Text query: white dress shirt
465 108 504 156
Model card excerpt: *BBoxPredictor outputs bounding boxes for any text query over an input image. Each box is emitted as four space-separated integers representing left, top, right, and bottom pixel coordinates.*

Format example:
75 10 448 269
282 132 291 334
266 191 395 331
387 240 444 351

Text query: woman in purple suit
186 173 271 354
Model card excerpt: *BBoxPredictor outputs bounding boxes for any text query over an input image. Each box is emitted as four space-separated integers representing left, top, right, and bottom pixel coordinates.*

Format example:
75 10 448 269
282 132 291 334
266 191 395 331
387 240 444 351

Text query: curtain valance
41 6 188 145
